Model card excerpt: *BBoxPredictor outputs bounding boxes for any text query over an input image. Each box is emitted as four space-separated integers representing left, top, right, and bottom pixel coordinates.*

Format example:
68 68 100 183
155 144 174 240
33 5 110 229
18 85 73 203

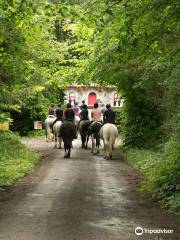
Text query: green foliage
126 135 180 214
0 112 12 123
0 0 179 213
0 131 39 186
27 130 45 138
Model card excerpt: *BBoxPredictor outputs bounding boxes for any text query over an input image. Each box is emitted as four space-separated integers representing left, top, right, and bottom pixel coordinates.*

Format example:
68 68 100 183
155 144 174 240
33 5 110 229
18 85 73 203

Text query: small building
64 84 123 108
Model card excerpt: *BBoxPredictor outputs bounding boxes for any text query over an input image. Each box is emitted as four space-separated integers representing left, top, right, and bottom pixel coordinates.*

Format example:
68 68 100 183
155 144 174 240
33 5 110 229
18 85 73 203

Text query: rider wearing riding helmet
64 103 75 121
73 102 80 116
48 104 55 116
80 100 87 110
63 103 77 138
79 104 89 121
91 102 102 122
52 104 63 129
103 104 115 124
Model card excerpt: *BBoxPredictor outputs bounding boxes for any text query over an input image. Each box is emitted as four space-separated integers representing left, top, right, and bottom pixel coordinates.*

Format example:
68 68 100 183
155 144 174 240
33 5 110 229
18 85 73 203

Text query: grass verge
124 143 180 215
27 129 45 138
0 131 39 186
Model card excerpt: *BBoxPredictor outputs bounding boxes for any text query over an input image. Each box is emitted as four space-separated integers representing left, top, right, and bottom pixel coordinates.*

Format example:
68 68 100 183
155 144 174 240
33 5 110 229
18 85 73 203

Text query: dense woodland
0 0 179 213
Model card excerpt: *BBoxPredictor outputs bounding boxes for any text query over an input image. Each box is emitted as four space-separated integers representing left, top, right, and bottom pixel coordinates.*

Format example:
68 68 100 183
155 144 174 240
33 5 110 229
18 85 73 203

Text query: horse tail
95 132 100 147
109 126 118 152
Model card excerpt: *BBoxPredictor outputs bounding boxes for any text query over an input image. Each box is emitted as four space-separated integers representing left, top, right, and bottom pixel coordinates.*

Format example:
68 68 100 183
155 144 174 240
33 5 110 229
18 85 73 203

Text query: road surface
0 138 179 240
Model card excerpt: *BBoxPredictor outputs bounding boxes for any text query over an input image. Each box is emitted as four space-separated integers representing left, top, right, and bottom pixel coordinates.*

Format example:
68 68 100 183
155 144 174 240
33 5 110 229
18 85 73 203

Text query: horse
59 121 77 158
45 115 56 142
100 123 118 160
74 115 80 127
53 120 62 149
79 120 91 148
85 121 102 154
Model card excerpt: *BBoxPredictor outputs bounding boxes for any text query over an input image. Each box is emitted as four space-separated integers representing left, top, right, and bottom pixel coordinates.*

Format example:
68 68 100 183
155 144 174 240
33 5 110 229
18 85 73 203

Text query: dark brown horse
79 120 91 148
59 121 77 158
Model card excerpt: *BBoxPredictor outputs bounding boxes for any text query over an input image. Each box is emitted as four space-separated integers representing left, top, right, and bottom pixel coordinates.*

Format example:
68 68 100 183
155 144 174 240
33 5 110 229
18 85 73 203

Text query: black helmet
106 104 111 109
94 102 98 108
67 103 71 108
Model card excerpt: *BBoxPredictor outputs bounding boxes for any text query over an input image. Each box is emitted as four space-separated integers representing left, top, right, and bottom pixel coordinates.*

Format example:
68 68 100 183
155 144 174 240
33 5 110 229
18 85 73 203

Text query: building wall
64 86 122 107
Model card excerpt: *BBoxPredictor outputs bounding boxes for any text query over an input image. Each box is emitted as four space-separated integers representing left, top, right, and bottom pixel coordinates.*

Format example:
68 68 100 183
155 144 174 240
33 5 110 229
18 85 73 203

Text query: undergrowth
125 136 180 215
0 131 39 186
27 130 45 138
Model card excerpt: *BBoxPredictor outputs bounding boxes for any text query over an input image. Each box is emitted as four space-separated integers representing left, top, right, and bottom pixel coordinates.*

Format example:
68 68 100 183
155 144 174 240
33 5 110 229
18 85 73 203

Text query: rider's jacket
80 103 87 110
103 109 115 124
64 109 75 121
73 106 80 116
79 109 89 120
91 108 102 122
55 108 63 120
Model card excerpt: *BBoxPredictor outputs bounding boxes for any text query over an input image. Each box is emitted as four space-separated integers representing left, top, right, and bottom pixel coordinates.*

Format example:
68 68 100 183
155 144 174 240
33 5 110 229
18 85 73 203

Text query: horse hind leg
85 134 90 149
47 128 51 142
103 142 107 159
82 135 86 148
54 135 57 148
96 136 100 154
64 149 71 158
58 137 62 149
91 136 95 154
108 137 115 160
66 147 71 158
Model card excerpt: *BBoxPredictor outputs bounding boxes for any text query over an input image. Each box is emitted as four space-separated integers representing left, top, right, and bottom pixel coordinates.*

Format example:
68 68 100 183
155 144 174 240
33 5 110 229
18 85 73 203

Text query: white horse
100 123 118 160
75 115 80 126
45 115 56 142
53 121 62 148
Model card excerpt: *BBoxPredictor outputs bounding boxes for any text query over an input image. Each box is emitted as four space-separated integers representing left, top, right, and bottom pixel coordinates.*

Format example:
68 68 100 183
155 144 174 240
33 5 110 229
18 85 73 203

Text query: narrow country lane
0 138 179 240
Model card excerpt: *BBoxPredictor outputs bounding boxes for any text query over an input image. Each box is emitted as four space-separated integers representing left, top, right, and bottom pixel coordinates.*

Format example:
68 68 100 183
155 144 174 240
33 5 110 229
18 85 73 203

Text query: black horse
59 121 77 158
79 120 91 148
85 122 102 154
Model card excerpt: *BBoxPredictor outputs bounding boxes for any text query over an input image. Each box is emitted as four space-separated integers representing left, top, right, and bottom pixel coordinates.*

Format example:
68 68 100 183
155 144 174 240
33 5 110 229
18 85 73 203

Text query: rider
48 104 55 116
80 100 87 110
73 102 80 116
63 103 77 139
79 104 89 121
52 104 63 128
64 103 75 121
91 102 102 123
103 104 116 124
101 103 107 115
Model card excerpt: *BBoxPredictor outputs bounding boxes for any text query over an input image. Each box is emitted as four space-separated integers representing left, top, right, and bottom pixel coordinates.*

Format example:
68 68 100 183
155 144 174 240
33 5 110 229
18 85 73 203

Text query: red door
88 92 96 105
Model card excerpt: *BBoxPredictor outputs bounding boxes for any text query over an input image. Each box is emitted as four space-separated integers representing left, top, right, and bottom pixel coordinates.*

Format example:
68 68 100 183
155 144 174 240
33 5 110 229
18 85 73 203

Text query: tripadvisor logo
135 226 174 236
135 227 143 236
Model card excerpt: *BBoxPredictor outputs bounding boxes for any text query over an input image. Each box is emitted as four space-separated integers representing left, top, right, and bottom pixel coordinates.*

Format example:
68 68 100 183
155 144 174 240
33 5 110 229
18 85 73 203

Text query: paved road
0 138 179 240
